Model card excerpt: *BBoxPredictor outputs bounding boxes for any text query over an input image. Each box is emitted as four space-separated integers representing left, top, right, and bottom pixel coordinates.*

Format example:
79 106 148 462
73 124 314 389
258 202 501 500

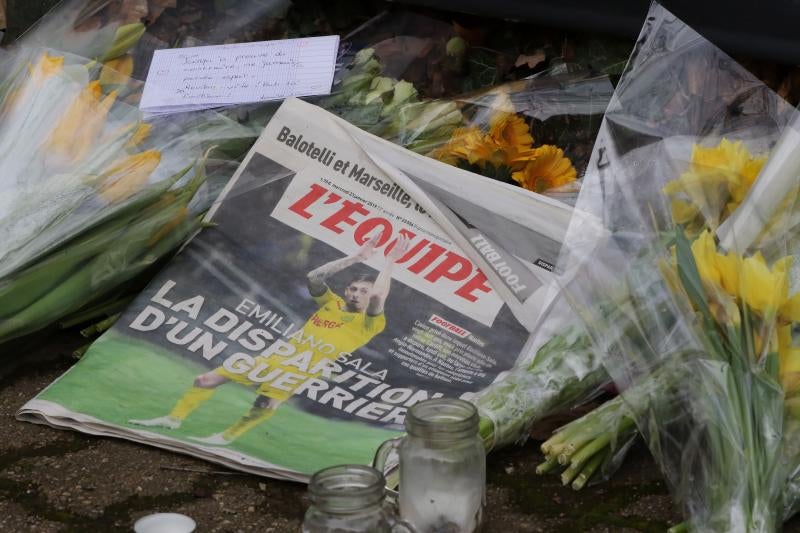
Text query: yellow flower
511 145 577 193
738 253 790 317
487 112 534 165
29 52 64 85
99 55 134 86
126 123 153 148
780 293 800 323
98 150 161 203
689 230 797 321
779 326 800 393
48 81 118 164
148 207 189 246
690 230 722 288
732 156 768 202
663 139 767 229
714 251 741 297
431 126 498 167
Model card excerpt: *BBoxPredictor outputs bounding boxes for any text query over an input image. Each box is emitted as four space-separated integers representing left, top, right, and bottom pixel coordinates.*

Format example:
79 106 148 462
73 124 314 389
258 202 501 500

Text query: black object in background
394 0 800 64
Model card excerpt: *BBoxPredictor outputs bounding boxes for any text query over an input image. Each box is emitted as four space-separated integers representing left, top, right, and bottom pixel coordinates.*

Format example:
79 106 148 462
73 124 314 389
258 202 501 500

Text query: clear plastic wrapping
0 46 255 347
556 2 800 530
7 1 619 454
473 297 609 451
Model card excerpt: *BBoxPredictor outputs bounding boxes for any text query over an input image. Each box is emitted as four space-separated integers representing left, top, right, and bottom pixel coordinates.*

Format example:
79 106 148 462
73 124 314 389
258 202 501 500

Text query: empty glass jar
374 398 485 532
302 464 415 533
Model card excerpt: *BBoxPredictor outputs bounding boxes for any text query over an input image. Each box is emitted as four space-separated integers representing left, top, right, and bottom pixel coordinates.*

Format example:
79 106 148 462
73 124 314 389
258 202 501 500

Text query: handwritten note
140 35 340 115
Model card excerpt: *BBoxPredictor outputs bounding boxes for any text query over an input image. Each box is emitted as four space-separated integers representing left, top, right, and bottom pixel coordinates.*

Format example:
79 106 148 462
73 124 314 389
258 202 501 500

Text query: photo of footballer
130 231 410 445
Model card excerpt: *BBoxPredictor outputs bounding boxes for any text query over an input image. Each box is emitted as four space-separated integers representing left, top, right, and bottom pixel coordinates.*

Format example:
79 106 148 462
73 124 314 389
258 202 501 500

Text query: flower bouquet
541 3 800 531
0 46 253 347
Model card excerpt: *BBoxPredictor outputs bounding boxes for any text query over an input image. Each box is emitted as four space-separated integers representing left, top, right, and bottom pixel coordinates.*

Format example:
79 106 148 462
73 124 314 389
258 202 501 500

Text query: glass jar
374 398 485 532
302 464 415 533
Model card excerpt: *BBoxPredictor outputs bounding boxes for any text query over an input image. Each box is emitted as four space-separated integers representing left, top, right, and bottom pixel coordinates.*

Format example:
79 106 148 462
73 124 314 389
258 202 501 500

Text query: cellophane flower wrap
12 0 617 451
0 45 254 347
554 3 800 531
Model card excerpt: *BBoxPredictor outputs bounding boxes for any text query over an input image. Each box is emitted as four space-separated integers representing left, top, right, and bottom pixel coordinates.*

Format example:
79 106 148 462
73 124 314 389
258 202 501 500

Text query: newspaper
19 97 576 480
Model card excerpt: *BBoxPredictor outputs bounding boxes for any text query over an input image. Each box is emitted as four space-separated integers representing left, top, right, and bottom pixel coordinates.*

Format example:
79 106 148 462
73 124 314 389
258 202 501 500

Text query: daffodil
98 150 161 203
99 55 134 86
125 123 153 148
688 230 798 322
690 230 722 288
778 326 800 393
738 253 791 317
28 52 65 86
48 81 118 165
663 139 767 230
511 145 577 193
2 53 65 117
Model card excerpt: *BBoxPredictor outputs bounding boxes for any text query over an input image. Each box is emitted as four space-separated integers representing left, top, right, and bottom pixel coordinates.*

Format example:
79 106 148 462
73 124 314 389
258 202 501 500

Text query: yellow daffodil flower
778 326 800 393
738 253 791 317
29 52 64 86
99 55 134 86
148 207 189 246
688 230 797 323
98 150 161 203
690 230 722 288
48 81 118 164
663 139 767 230
780 293 800 323
511 145 577 193
126 123 153 148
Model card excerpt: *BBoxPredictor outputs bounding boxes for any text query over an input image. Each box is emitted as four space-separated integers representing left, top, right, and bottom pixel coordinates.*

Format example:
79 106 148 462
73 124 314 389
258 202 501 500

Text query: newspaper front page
19 98 575 480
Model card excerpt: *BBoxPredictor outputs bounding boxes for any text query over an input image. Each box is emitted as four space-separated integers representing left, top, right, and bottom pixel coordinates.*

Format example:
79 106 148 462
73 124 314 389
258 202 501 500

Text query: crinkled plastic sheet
8 5 616 451
316 10 617 451
557 2 800 530
0 45 255 347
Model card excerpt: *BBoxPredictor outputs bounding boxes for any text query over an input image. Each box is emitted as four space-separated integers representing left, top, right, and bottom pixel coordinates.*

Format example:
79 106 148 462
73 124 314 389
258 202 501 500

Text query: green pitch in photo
38 331 399 475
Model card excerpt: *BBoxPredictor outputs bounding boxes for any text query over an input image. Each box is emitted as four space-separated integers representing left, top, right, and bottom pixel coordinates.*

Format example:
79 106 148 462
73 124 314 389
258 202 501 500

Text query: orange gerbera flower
487 112 535 165
511 145 577 193
432 126 498 167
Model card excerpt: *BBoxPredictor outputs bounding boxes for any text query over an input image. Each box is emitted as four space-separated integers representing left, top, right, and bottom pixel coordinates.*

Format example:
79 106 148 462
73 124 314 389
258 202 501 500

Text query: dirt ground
0 332 796 532
0 332 675 533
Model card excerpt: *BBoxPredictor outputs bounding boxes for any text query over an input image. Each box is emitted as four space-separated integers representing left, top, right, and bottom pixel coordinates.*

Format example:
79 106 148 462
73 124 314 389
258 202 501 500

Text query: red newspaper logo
288 182 493 303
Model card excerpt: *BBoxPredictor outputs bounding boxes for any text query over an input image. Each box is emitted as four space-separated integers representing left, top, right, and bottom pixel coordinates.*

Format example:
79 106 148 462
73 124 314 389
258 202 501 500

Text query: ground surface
1 333 677 533
0 333 798 532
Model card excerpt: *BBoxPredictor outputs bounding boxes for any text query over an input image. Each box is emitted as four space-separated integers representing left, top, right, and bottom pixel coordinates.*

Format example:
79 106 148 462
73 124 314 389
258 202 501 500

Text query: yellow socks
221 406 276 441
169 386 215 420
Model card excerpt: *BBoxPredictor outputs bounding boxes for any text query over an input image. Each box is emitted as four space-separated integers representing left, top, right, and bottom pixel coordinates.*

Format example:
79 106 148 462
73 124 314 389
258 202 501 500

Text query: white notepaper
140 35 340 115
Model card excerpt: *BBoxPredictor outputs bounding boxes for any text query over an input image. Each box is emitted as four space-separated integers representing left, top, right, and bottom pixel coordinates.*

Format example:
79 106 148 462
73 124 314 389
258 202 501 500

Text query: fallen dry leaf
515 49 545 69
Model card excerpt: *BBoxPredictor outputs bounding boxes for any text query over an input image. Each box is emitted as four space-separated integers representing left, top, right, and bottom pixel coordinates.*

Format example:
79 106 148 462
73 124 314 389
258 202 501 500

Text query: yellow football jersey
297 288 386 355
216 288 386 400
